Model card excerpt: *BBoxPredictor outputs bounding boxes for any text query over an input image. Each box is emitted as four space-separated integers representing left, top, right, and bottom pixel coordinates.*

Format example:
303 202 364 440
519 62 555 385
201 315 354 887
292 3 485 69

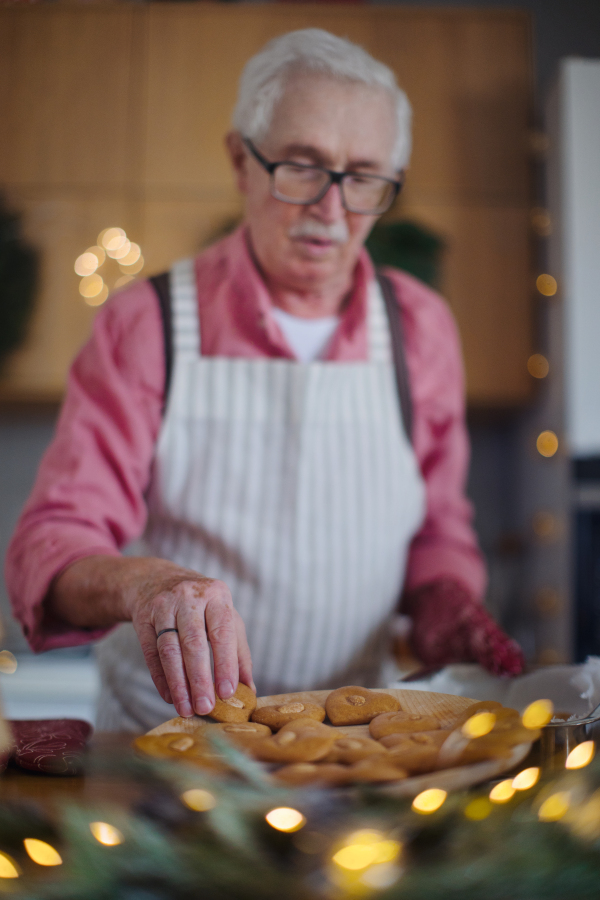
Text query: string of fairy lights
74 227 145 307
0 698 591 889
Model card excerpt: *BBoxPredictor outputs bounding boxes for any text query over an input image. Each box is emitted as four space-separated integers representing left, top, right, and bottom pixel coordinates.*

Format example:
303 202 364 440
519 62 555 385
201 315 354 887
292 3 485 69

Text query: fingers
156 627 195 717
204 585 239 700
137 621 174 706
235 613 255 693
176 601 214 715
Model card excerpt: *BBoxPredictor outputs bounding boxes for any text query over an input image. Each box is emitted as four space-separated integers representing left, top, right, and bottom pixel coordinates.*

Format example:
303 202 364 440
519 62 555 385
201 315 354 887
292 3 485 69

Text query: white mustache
288 219 349 244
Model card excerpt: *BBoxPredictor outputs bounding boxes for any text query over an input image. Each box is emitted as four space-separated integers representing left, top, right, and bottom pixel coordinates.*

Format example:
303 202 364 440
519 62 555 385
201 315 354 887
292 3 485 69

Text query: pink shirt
5 227 486 652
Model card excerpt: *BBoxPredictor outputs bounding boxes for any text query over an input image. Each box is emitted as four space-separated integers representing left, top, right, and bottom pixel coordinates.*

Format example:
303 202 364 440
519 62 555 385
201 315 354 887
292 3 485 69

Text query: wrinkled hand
404 579 524 677
126 559 254 717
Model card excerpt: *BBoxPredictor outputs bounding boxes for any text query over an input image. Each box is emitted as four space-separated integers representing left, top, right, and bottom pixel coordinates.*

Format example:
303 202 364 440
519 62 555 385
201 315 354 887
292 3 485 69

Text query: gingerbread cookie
382 730 451 774
274 762 350 787
347 757 408 783
369 711 440 740
134 732 230 773
252 701 325 730
455 723 540 765
325 686 400 726
323 736 387 765
279 717 334 737
208 682 257 723
252 726 336 764
204 722 271 751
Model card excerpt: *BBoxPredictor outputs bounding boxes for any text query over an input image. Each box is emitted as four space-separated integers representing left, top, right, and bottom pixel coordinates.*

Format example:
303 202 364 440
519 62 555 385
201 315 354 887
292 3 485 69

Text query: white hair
232 28 412 171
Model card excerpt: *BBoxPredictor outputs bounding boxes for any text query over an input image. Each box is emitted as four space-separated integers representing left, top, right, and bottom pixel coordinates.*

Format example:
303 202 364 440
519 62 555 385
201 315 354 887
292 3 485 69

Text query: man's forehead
262 74 396 169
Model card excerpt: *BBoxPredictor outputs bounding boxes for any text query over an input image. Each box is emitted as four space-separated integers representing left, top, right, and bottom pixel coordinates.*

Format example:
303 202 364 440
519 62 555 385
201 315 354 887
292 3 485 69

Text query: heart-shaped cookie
382 730 450 774
369 711 440 740
252 701 325 730
208 682 257 723
134 732 231 772
325 686 400 725
204 721 272 751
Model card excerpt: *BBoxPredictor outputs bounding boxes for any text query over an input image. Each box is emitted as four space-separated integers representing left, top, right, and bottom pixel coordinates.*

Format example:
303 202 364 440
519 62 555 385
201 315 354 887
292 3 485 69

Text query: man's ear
226 131 248 194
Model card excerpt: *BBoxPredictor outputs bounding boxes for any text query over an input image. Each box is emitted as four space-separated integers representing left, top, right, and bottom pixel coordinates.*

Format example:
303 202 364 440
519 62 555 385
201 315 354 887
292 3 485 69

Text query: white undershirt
272 306 340 363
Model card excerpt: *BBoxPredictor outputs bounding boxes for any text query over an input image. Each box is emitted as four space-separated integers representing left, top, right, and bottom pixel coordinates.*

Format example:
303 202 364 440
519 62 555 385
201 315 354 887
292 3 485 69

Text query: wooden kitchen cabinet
0 4 533 406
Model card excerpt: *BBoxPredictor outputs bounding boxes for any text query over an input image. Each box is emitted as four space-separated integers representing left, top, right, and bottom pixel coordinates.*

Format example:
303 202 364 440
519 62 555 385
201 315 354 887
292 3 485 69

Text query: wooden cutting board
146 687 533 796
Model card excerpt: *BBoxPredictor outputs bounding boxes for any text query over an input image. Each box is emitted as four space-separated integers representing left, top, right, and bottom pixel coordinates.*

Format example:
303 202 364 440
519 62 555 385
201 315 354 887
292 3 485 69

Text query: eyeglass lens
272 164 396 214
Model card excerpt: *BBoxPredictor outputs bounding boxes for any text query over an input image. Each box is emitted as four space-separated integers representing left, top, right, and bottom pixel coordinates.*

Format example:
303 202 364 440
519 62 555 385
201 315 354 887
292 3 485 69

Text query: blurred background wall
0 0 599 719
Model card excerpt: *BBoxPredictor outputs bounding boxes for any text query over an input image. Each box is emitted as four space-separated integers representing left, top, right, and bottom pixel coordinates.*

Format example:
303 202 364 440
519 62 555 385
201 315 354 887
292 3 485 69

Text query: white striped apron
96 259 425 731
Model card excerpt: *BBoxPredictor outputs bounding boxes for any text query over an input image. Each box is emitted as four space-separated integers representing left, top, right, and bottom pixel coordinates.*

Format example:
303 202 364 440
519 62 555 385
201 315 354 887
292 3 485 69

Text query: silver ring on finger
156 627 179 639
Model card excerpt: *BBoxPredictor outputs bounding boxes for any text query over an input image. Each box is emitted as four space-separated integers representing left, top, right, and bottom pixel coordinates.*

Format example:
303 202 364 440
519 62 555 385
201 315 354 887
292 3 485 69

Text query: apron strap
149 265 413 443
376 270 413 443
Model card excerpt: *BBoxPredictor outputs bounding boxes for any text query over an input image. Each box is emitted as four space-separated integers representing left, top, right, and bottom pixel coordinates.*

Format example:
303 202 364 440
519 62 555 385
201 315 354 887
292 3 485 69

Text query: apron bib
96 259 425 731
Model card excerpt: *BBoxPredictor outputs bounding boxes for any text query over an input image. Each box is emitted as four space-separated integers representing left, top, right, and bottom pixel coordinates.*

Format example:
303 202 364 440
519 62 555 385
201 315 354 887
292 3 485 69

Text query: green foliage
0 196 38 371
5 747 600 900
366 220 444 289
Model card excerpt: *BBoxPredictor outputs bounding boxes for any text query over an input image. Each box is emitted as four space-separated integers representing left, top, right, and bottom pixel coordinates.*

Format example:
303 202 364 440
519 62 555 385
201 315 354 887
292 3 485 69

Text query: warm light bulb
0 852 19 879
566 741 595 770
0 650 17 674
462 711 496 738
538 791 571 821
512 767 540 791
536 431 559 458
522 699 554 729
489 780 516 803
23 839 62 866
181 789 216 811
411 789 447 814
89 822 124 846
265 807 306 833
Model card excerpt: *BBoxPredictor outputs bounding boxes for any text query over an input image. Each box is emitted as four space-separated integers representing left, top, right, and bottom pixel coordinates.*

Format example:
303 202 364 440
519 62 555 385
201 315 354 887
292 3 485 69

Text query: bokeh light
462 711 496 739
107 239 131 261
0 650 17 674
489 780 516 803
412 789 447 814
512 767 540 791
0 852 19 879
522 699 554 730
566 741 595 770
84 284 109 307
181 789 216 811
464 797 493 820
265 807 306 833
537 430 559 458
527 354 550 378
530 208 553 237
332 831 401 871
114 275 135 289
79 273 104 299
118 243 141 267
536 274 558 296
538 791 571 822
89 822 124 846
23 839 62 866
74 252 99 277
119 254 144 275
99 227 126 252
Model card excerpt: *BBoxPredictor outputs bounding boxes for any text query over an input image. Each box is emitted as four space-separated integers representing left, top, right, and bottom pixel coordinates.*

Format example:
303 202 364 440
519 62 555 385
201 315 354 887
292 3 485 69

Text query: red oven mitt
404 579 525 677
10 719 93 775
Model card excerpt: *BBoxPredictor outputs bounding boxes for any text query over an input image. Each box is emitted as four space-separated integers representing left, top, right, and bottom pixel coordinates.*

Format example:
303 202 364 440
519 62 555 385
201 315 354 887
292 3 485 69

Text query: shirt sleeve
386 268 487 602
4 281 165 652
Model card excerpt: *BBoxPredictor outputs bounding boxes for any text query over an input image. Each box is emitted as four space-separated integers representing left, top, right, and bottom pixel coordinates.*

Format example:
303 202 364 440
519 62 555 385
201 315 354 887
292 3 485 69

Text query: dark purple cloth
10 719 92 775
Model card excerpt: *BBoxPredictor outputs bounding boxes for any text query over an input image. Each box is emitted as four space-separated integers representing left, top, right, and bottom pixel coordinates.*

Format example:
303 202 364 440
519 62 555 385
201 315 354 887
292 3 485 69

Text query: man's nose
309 181 346 222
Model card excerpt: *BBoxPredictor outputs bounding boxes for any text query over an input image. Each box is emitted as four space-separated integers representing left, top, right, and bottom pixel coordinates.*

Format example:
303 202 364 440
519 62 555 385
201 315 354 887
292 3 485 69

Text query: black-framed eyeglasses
243 137 403 216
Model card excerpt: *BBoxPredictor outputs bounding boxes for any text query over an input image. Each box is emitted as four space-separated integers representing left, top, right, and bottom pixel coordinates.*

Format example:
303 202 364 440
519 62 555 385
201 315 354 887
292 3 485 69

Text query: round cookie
279 717 335 737
325 686 401 726
252 727 336 764
323 736 387 765
274 762 350 787
382 730 450 774
134 732 230 773
369 711 441 739
347 757 408 783
208 682 257 723
252 701 325 730
204 721 272 751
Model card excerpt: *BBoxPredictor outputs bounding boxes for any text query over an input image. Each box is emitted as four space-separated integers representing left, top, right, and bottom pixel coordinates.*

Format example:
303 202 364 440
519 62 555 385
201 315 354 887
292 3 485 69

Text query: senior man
7 29 523 732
